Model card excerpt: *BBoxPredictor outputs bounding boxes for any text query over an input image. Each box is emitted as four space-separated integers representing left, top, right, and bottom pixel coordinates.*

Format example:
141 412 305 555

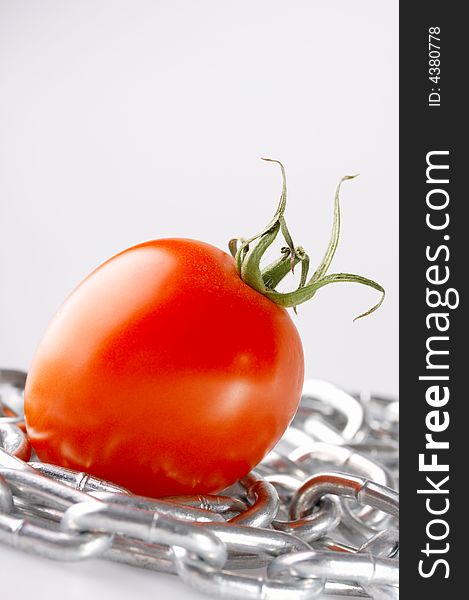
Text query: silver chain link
0 368 398 599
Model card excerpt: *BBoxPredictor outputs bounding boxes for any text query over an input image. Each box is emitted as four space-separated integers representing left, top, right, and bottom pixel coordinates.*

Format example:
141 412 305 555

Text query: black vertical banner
400 2 464 596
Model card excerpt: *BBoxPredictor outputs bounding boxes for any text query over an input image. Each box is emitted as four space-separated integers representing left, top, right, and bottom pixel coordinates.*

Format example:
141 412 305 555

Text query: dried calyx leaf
229 159 385 320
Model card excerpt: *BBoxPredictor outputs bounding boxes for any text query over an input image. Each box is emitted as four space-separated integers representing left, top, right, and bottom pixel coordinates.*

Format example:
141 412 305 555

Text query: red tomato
24 239 304 497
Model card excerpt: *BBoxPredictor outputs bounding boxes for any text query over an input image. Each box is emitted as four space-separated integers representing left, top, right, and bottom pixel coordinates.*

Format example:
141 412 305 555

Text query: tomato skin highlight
24 239 304 497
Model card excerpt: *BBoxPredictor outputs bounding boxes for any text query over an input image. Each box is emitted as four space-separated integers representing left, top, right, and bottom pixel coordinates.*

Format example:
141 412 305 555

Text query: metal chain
0 368 398 599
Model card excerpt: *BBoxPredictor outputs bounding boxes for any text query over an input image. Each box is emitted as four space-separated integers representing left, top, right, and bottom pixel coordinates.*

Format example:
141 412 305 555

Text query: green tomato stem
230 159 385 320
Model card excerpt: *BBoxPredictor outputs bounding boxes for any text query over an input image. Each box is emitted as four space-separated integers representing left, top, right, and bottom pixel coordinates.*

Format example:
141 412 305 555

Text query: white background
0 1 398 597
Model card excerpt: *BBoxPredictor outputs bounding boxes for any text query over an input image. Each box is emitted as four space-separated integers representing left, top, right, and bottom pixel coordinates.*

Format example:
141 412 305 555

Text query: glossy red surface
25 239 304 496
